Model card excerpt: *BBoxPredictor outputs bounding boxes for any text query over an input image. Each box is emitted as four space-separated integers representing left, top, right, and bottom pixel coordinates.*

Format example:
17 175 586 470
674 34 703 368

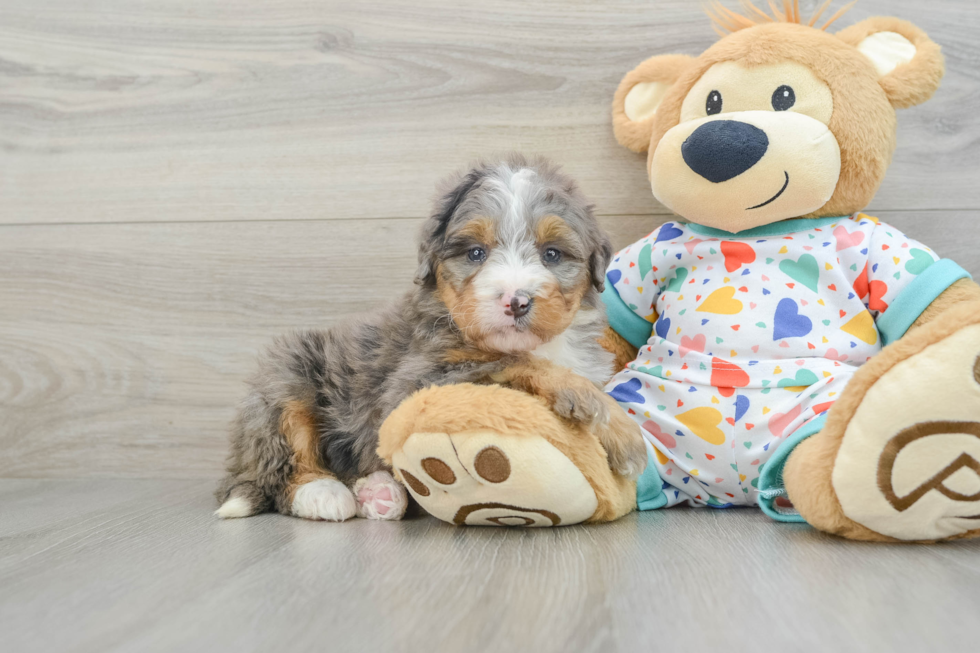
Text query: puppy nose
681 120 769 183
506 295 532 318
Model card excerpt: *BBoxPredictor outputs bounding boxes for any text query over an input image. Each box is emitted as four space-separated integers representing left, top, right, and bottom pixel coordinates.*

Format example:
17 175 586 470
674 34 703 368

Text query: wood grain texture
1 479 978 653
1 0 979 224
2 211 978 479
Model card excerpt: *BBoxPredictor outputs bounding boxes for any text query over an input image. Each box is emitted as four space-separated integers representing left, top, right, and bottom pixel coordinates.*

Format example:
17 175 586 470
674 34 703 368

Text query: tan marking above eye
474 446 511 483
399 469 430 497
421 457 456 485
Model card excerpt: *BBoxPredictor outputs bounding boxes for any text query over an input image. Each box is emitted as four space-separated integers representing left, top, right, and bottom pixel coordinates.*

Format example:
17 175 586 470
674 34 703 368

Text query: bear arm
910 278 980 330
598 325 640 370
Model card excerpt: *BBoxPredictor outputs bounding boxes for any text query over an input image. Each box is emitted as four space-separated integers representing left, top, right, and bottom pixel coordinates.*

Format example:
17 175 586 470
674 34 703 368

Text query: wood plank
1 478 979 653
1 211 976 479
1 0 978 225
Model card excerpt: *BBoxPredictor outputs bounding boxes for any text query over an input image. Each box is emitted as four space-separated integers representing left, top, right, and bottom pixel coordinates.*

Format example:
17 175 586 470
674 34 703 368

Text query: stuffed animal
379 1 980 542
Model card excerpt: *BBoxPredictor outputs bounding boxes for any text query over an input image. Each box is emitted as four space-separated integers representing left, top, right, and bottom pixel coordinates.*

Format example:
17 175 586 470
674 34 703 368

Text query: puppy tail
215 481 267 519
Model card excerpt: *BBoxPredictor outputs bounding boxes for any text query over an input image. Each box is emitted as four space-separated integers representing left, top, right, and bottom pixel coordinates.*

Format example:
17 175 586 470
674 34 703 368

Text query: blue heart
682 477 690 484
762 288 771 295
741 269 750 275
701 319 710 325
773 298 812 340
608 377 645 404
655 315 671 339
734 395 750 423
606 269 621 286
655 222 684 243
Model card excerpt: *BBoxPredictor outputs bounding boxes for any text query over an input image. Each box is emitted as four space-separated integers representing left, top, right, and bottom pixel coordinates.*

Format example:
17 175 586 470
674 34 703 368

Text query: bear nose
681 120 769 183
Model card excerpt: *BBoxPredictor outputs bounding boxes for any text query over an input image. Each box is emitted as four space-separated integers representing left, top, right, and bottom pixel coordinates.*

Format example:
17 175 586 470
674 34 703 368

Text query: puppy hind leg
282 401 357 522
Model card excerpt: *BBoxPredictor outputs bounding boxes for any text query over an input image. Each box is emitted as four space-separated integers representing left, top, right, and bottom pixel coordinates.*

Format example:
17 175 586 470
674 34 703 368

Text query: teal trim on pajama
876 259 971 346
757 414 828 523
601 280 653 350
636 439 668 511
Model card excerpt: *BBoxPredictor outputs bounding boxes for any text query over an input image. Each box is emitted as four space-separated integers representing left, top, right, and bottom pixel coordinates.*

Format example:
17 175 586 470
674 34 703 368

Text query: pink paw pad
354 471 408 520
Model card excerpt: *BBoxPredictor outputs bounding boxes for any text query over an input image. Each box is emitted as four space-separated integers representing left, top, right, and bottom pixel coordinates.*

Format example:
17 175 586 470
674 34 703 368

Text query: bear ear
613 54 695 153
836 17 945 109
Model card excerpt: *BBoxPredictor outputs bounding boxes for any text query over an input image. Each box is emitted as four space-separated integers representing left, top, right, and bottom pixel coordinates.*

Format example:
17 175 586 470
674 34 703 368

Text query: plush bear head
612 1 945 233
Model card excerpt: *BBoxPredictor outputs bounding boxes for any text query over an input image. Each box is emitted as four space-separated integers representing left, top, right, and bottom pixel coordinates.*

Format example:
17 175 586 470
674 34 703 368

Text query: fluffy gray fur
216 154 618 517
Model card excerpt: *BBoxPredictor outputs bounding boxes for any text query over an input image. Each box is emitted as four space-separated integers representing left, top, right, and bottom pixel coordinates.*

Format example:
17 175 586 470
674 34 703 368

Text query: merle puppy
216 155 647 522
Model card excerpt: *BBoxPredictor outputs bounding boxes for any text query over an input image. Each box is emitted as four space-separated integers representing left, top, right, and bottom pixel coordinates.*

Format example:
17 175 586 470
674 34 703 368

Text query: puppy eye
772 85 795 111
705 90 722 115
543 248 562 264
467 246 486 263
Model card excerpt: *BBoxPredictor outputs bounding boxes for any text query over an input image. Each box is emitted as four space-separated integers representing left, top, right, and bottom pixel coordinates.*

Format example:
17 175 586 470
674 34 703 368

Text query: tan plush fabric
378 383 636 525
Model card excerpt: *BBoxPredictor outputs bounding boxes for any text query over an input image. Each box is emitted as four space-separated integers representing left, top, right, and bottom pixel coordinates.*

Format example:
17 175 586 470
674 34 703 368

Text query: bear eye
772 85 795 111
467 246 487 263
705 90 723 115
542 248 562 264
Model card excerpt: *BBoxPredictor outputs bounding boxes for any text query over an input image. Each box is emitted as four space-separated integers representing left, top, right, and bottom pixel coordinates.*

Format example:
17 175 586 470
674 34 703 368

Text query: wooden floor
2 1 980 651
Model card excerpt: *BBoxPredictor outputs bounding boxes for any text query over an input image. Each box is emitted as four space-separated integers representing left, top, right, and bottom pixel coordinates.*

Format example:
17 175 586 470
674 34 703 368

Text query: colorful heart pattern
603 213 946 510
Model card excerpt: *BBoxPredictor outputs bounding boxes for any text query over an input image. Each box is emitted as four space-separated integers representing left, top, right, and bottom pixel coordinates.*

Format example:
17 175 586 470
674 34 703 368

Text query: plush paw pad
291 479 357 522
392 430 598 527
833 323 980 541
354 471 408 520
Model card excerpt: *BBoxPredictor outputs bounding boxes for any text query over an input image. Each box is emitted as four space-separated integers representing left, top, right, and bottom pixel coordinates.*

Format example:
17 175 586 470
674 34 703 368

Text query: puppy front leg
494 359 647 478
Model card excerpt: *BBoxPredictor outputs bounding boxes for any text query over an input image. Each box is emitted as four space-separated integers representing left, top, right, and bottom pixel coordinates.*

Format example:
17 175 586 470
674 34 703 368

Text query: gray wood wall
2 0 978 479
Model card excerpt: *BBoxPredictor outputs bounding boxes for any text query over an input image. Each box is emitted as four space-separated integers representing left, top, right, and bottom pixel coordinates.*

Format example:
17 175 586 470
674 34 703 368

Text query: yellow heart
818 299 825 306
762 407 771 414
774 366 783 374
711 396 720 404
658 385 665 392
678 294 684 300
676 327 682 334
822 336 828 343
893 256 900 265
644 411 651 417
825 262 833 270
841 311 878 345
779 245 788 254
690 469 700 476
696 287 743 315
739 474 747 482
677 407 726 445
730 350 738 357
655 448 670 465
823 371 832 378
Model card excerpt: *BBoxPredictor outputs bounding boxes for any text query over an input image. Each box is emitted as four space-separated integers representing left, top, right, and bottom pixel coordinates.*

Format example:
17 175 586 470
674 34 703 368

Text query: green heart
716 337 724 344
638 243 653 280
743 441 752 449
907 249 934 275
751 477 759 488
766 257 775 264
636 365 664 378
822 319 831 326
755 322 766 328
666 267 688 292
657 405 666 411
685 452 694 460
777 369 820 388
778 254 819 292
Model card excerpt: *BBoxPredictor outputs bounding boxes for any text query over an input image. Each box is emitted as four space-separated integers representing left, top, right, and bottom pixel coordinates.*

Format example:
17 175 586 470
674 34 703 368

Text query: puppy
215 155 647 521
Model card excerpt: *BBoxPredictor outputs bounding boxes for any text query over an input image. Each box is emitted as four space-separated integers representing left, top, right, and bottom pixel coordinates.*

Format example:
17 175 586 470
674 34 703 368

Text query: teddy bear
378 1 980 542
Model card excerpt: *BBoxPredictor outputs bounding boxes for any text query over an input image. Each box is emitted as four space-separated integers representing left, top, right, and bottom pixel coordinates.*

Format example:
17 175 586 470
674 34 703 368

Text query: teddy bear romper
601 213 971 520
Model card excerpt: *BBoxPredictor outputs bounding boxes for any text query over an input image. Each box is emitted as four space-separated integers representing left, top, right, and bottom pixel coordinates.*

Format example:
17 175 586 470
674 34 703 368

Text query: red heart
731 325 740 331
869 280 889 312
828 284 837 291
629 262 635 267
812 401 835 415
677 400 684 407
711 357 749 398
721 241 756 273
628 408 635 414
882 244 890 250
745 423 755 429
853 262 870 299
786 283 795 288
839 309 847 318
725 417 735 425
706 454 715 460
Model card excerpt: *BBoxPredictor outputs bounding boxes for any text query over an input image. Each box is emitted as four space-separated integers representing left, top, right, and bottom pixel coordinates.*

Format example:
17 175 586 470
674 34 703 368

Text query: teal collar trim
685 215 849 238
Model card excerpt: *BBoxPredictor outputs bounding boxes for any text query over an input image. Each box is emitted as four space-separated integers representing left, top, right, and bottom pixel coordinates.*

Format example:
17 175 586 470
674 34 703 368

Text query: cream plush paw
787 305 980 542
392 429 598 527
291 478 357 522
354 471 408 520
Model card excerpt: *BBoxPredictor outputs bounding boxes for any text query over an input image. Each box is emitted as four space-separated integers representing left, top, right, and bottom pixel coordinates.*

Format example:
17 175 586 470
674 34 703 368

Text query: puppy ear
837 17 944 109
613 54 694 153
415 167 483 286
588 225 614 293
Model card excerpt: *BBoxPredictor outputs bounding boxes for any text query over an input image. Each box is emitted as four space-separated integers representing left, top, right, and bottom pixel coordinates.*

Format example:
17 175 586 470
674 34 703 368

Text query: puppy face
417 157 612 353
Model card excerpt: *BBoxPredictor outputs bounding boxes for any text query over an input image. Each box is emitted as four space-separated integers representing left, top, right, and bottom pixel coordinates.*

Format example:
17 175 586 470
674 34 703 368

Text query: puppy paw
552 386 609 427
597 411 649 479
354 471 408 520
291 478 357 521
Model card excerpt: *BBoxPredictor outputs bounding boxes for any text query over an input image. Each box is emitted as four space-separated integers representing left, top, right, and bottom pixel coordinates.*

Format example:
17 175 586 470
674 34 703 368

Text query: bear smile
747 171 790 210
